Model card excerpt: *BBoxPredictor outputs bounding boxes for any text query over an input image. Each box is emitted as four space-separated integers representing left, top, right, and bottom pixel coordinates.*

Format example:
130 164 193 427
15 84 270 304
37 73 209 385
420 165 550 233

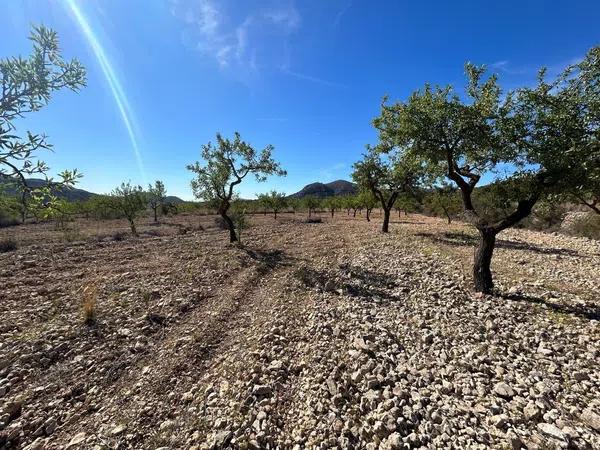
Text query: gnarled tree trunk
473 227 496 294
382 208 391 233
222 212 237 242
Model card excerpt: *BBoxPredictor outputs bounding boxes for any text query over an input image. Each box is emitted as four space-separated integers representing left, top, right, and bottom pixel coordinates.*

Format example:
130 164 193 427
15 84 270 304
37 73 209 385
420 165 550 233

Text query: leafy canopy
1 25 86 187
187 132 286 207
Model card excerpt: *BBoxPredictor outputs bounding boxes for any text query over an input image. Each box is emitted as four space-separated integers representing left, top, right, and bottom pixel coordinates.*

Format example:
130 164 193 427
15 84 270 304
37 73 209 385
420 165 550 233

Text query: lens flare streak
65 0 146 182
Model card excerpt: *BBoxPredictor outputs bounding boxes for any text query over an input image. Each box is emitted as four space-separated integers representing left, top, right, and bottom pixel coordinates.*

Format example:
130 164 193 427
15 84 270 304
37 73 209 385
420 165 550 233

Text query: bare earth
0 213 599 450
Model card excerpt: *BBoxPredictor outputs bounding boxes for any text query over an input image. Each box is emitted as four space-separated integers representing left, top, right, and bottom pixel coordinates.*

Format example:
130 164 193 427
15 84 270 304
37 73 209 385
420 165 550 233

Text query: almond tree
352 147 420 233
425 183 462 224
148 180 166 222
1 25 86 208
358 190 378 222
187 132 286 242
258 190 287 219
377 48 599 293
110 182 147 235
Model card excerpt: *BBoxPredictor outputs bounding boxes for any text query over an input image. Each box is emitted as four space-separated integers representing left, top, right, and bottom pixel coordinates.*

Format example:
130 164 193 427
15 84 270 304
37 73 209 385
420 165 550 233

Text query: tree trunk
331 210 334 218
473 228 496 293
274 210 277 219
129 219 137 236
366 208 371 222
153 207 158 222
382 208 391 233
308 209 312 218
222 212 238 242
353 210 357 218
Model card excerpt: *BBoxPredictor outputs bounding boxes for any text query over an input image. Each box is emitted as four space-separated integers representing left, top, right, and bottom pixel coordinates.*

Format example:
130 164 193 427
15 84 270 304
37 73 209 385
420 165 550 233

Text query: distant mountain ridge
289 179 357 198
0 176 184 204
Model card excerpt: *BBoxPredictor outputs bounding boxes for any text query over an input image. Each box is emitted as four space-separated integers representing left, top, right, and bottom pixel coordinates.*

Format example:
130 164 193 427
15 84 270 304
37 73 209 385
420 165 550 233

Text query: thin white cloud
281 67 347 88
333 1 352 28
170 0 300 72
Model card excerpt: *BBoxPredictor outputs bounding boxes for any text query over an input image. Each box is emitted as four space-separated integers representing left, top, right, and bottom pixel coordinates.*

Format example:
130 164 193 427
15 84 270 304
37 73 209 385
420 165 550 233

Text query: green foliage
424 184 462 223
109 182 147 235
257 190 287 218
301 196 321 217
148 180 166 221
0 191 21 227
1 25 86 204
187 132 285 242
352 147 422 231
370 45 600 291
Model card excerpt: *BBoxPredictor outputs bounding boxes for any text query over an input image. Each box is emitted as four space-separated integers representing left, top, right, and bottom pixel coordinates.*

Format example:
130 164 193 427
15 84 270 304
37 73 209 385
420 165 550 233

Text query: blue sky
2 0 598 200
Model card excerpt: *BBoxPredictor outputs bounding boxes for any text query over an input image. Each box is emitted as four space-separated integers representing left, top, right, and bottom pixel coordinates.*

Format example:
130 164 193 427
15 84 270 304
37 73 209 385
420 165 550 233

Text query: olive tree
110 182 147 235
148 180 166 222
187 132 286 242
1 25 86 206
376 48 599 293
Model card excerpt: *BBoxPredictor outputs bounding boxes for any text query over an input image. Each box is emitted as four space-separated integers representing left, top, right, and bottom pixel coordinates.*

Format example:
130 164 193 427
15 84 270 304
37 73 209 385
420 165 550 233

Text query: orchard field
1 212 599 449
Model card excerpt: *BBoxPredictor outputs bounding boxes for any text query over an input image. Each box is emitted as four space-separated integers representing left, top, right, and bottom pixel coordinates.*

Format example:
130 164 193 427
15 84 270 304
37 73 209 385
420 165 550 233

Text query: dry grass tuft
80 282 99 325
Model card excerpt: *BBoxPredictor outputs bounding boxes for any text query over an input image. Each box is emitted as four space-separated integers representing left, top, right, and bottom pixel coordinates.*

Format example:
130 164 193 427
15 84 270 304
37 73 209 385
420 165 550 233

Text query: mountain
0 176 185 204
289 179 357 198
0 177 97 202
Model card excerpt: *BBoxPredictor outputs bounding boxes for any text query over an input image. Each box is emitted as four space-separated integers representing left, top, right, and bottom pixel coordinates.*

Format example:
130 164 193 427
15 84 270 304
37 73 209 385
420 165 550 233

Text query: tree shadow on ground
416 231 582 257
500 292 600 321
241 248 291 274
294 263 402 303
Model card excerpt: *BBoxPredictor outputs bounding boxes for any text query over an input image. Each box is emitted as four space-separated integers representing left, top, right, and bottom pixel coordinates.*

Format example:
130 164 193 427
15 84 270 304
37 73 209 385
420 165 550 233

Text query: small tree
258 190 287 219
377 48 600 293
187 132 286 243
352 147 420 233
302 196 321 218
425 184 462 224
324 196 341 218
1 25 86 209
110 182 147 235
148 180 166 222
357 190 378 222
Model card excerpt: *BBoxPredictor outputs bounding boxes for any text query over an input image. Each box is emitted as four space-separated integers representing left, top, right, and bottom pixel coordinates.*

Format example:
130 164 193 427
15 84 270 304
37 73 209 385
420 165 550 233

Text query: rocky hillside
289 179 357 198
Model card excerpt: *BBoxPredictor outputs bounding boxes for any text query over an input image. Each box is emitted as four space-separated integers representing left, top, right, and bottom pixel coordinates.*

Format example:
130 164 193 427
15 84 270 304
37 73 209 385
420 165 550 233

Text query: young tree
352 147 420 233
324 196 341 218
424 184 462 224
377 48 600 293
187 132 286 242
302 196 321 218
110 182 147 235
1 25 86 208
258 190 287 219
357 190 378 222
148 180 166 222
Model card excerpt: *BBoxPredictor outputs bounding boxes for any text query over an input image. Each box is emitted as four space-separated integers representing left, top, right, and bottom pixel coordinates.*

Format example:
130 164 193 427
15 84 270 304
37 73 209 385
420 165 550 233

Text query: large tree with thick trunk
187 132 286 243
374 48 599 293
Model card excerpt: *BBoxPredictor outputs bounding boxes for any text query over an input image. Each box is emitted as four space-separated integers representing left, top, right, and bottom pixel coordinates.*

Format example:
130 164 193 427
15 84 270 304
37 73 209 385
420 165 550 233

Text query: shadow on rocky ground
500 292 600 321
417 231 584 257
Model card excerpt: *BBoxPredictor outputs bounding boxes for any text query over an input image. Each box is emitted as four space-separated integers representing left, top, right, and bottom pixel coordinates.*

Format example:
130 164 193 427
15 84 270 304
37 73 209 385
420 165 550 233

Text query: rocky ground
0 212 599 449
